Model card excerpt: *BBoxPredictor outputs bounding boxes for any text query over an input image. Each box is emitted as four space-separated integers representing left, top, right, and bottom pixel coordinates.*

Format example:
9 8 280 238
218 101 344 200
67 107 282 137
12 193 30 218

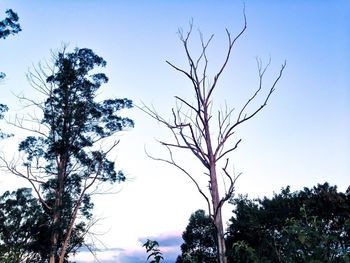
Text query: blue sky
1 1 349 262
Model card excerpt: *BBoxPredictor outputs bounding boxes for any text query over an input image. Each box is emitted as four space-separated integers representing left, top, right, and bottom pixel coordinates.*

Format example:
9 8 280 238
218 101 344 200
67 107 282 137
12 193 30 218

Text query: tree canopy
226 183 350 262
0 188 44 263
176 209 217 263
177 183 350 263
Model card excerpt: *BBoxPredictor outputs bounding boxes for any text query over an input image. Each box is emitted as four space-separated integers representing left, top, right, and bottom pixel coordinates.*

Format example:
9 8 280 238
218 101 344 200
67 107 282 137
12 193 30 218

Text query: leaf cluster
0 9 21 40
143 239 164 263
176 209 218 263
0 104 10 139
226 182 350 262
0 9 21 80
0 188 45 262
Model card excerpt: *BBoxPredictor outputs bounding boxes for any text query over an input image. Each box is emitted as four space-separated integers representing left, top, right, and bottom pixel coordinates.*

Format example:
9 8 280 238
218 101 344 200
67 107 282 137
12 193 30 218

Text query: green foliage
1 8 21 138
226 183 350 263
176 210 217 263
16 47 133 261
275 204 350 263
0 187 86 262
143 239 164 263
0 9 21 40
1 9 21 80
0 104 9 139
20 48 133 182
231 241 257 263
0 188 44 262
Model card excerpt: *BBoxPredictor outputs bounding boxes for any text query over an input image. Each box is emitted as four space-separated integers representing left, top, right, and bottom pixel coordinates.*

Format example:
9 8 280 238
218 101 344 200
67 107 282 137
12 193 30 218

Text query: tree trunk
205 103 228 263
58 189 85 263
49 157 66 263
215 206 227 263
211 165 228 263
49 197 60 263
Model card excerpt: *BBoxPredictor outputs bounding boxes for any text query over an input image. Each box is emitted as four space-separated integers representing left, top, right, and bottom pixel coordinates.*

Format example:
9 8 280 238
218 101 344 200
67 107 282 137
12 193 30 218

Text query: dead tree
142 16 286 263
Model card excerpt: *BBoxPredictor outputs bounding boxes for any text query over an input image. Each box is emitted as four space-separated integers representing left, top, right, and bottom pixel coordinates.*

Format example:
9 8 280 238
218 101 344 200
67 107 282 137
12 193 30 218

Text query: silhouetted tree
0 8 21 138
226 183 350 262
0 47 133 263
176 210 217 263
142 15 286 263
0 188 44 262
0 8 21 80
0 188 79 263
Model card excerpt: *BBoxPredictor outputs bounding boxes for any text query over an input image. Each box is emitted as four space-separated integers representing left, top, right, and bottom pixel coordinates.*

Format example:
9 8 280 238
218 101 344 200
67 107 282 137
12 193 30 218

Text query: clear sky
0 1 349 262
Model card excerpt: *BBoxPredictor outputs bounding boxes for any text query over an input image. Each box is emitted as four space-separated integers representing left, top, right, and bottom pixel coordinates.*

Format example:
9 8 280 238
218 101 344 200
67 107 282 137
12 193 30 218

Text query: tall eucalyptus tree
1 48 133 263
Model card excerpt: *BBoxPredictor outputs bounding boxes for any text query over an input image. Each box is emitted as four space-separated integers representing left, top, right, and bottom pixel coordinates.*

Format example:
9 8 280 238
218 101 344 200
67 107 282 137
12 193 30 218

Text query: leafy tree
230 241 257 263
176 210 217 263
142 16 286 263
1 8 21 80
276 205 349 263
1 47 133 263
1 8 21 138
226 183 350 263
0 188 44 262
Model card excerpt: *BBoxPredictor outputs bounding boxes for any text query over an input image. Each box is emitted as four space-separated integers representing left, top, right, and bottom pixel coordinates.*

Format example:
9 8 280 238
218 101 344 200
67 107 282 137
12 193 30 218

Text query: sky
0 1 349 262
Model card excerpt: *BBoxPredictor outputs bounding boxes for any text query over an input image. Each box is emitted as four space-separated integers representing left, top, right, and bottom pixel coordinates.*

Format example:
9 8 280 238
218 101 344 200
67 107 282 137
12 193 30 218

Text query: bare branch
216 139 242 162
217 104 235 146
174 96 199 116
239 60 286 124
221 60 286 144
0 155 51 210
166 60 193 81
207 7 247 101
145 145 212 217
7 114 48 138
197 31 214 93
215 159 241 220
237 57 271 123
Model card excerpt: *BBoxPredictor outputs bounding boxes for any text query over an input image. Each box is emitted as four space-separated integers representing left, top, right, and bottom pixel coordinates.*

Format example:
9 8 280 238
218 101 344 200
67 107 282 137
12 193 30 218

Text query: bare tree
142 15 286 263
